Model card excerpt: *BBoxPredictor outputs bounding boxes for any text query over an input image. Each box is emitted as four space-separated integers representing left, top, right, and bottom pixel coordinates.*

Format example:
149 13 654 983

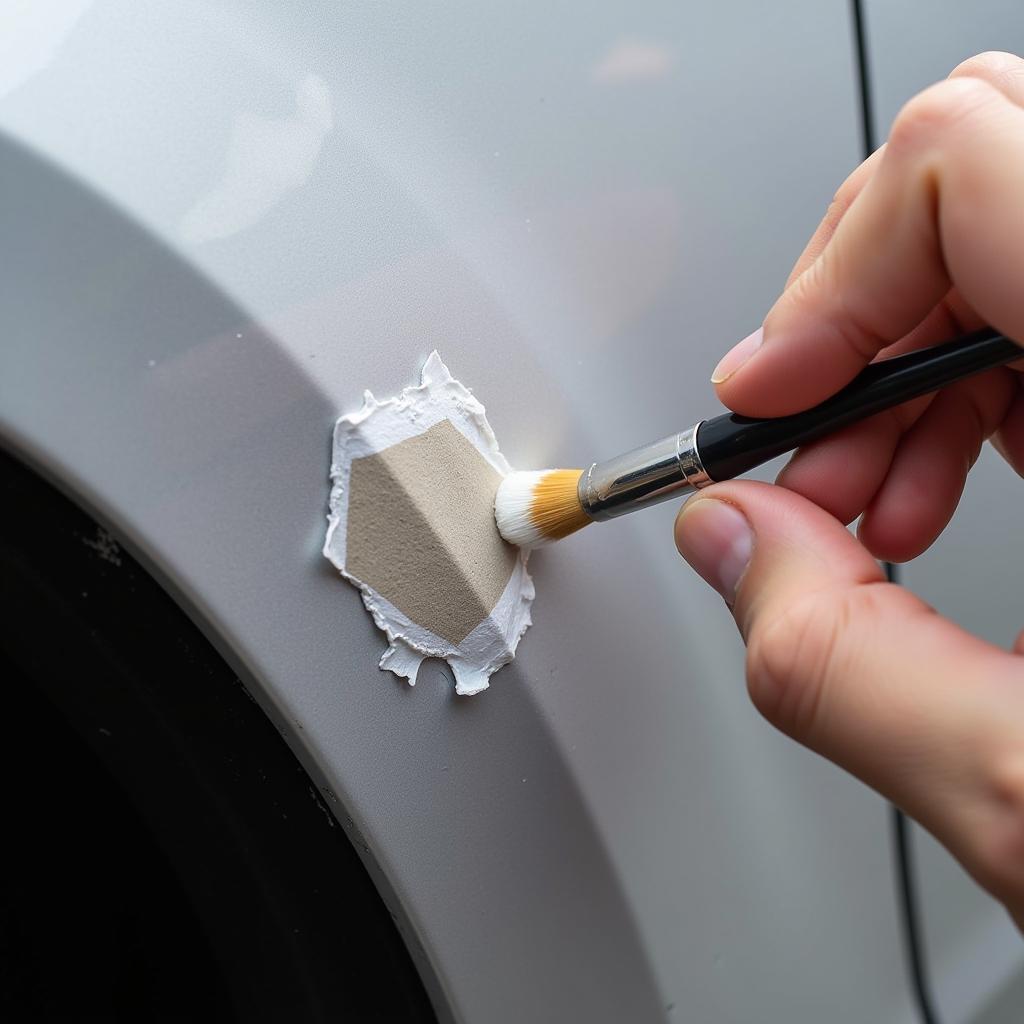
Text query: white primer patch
323 352 534 695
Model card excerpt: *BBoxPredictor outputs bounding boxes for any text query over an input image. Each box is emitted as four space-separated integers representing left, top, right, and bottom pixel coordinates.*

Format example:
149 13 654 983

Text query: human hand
675 52 1024 928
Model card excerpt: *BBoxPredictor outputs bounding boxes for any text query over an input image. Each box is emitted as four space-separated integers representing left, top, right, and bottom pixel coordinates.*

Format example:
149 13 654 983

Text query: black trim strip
892 800 940 1024
850 0 878 153
884 537 940 1024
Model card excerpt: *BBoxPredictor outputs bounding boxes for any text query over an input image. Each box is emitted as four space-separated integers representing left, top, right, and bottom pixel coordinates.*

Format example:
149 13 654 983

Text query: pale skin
674 52 1024 931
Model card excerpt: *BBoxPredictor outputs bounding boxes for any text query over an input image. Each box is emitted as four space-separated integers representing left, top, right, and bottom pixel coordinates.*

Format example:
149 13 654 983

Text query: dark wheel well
0 446 438 1023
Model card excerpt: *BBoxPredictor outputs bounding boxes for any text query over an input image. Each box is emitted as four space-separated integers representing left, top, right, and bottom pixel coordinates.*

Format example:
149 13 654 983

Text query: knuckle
829 149 881 211
789 256 885 359
821 195 845 228
828 170 862 216
950 50 1024 83
828 292 889 361
889 78 997 154
746 586 874 743
970 753 1024 910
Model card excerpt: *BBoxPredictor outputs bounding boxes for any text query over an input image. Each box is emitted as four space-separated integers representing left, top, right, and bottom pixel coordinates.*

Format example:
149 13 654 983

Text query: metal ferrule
578 422 712 521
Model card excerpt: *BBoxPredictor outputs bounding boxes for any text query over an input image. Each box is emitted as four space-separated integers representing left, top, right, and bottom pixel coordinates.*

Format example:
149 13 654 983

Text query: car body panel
2 3 919 1020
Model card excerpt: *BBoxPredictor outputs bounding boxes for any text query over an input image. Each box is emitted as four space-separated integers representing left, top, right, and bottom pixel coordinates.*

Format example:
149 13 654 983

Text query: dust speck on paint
323 352 534 695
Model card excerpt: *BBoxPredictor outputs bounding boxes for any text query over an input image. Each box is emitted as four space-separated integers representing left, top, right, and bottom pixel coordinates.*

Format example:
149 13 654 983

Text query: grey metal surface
864 5 1024 1022
1 3 919 1021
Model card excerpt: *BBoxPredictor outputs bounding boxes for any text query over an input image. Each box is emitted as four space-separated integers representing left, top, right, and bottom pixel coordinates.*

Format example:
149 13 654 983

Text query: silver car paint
4 1 1009 1020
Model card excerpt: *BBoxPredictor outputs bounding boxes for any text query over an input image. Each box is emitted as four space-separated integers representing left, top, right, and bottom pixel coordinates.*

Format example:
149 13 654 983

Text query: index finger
717 76 1024 417
785 148 884 290
785 51 1024 291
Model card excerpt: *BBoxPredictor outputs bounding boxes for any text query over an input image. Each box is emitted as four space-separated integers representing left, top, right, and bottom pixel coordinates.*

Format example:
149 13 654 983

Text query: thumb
675 481 1024 922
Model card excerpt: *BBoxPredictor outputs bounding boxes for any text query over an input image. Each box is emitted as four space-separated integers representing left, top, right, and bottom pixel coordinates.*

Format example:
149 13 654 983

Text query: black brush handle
696 327 1021 482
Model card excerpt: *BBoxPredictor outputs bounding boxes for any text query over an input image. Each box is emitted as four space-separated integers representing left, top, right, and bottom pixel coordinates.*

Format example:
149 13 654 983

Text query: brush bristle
495 469 590 548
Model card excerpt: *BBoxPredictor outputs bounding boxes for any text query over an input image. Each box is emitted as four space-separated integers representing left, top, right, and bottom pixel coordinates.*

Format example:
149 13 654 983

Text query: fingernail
675 499 753 604
711 327 764 384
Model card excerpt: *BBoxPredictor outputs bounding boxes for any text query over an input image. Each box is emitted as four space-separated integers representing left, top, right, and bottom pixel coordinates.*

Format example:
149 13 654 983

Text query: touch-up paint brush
495 327 1021 548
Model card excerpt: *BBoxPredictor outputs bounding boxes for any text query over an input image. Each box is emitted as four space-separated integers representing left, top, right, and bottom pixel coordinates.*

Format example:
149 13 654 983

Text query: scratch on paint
307 784 337 829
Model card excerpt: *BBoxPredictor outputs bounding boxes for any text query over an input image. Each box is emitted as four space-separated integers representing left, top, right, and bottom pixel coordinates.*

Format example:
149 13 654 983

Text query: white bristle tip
495 471 557 549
